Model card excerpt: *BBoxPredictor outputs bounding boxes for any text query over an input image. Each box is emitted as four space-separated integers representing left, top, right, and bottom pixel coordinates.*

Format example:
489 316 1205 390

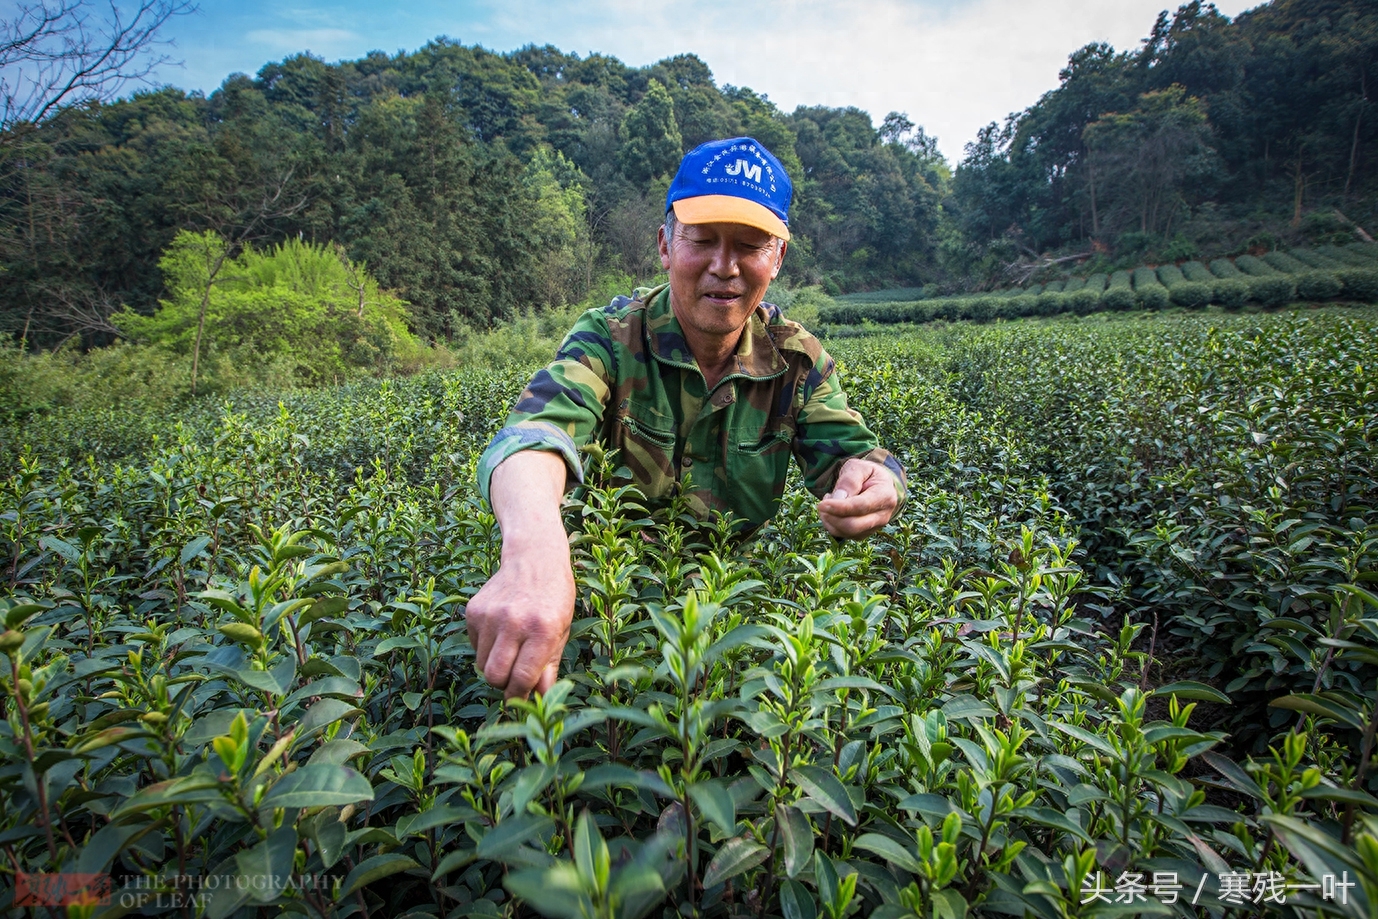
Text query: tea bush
1296 271 1345 302
1133 269 1170 310
1261 252 1309 275
1212 279 1250 310
1249 275 1297 307
1339 268 1378 303
1181 262 1214 284
1208 259 1243 279
2 309 1377 918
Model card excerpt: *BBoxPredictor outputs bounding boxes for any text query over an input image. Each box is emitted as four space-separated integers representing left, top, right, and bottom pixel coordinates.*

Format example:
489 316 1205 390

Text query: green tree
115 230 421 386
618 78 682 183
1083 85 1217 238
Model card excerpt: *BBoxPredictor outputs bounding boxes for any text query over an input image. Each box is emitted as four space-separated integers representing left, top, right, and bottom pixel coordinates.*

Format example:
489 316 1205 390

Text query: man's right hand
464 450 575 700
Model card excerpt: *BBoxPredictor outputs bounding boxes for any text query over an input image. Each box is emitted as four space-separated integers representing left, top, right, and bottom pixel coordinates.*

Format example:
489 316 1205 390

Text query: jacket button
681 455 693 468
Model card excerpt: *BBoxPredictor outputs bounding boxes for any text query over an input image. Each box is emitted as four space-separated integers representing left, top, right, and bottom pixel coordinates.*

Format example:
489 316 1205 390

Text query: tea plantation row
1 308 1376 917
824 244 1378 325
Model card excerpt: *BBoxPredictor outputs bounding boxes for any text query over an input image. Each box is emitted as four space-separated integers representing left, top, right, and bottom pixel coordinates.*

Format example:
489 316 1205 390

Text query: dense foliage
951 0 1378 277
2 307 1376 917
0 42 947 347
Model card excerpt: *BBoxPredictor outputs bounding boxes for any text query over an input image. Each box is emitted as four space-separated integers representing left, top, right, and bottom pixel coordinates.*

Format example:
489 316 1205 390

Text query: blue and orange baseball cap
666 137 792 240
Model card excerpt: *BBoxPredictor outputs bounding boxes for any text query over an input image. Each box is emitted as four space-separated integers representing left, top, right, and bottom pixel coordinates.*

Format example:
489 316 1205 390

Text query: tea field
2 306 1377 918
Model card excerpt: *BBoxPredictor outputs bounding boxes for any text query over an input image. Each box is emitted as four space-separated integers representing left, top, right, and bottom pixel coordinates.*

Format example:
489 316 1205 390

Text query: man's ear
658 224 672 270
772 239 788 278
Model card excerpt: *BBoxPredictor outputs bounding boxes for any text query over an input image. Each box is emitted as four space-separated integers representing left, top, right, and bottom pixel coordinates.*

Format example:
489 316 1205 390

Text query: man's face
659 220 786 342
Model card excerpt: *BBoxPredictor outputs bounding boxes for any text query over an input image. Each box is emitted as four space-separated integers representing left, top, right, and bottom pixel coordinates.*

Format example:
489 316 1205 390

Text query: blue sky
149 0 1258 162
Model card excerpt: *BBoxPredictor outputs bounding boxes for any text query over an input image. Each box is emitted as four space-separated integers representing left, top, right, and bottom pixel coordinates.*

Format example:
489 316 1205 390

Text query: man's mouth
703 290 742 305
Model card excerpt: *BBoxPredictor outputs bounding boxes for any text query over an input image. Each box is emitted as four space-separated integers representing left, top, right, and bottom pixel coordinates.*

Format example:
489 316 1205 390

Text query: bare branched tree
0 0 195 134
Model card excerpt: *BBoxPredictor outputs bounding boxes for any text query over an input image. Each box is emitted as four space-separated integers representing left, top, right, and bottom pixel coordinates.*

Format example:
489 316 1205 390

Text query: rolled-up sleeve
793 351 908 512
476 310 616 503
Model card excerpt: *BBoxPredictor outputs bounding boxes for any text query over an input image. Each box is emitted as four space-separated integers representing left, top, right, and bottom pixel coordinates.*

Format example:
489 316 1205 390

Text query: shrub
1342 242 1378 263
1133 267 1170 309
115 231 427 386
1210 258 1244 278
1160 231 1198 260
1181 261 1214 282
1101 271 1135 311
1101 286 1137 311
1083 273 1108 293
931 298 961 321
1294 270 1343 301
1062 277 1085 293
1170 281 1212 309
1043 280 1066 293
1008 294 1039 317
1036 290 1067 315
1289 249 1344 270
1337 267 1378 302
1067 287 1102 315
1317 244 1376 267
1236 254 1281 276
1213 278 1250 310
1248 274 1296 306
1156 264 1186 287
1138 285 1170 309
823 304 863 324
961 296 997 322
1023 283 1044 296
1262 251 1308 273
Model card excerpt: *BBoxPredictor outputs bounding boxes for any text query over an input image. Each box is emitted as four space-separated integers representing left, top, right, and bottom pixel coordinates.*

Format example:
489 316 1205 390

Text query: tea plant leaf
504 863 585 919
234 826 297 904
1201 751 1264 799
792 765 856 827
688 779 736 835
1269 694 1366 730
512 763 557 815
75 821 155 875
299 595 350 625
39 535 80 562
292 698 361 744
1012 807 1094 845
932 889 969 919
1049 721 1115 756
260 764 374 809
776 803 814 878
581 764 676 798
942 694 997 721
1149 681 1231 704
477 813 555 860
852 832 923 874
1299 785 1378 808
701 836 769 889
180 535 213 564
779 878 818 919
340 852 422 897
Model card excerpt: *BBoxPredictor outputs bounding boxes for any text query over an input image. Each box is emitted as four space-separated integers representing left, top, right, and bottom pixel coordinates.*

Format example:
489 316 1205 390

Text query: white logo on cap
724 159 762 182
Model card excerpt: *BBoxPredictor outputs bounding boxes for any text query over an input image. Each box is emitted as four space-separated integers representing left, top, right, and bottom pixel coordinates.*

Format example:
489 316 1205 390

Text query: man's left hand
817 458 900 539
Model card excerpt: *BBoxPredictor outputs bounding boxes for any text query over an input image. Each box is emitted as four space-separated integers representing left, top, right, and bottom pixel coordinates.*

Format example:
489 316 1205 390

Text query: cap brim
672 196 790 241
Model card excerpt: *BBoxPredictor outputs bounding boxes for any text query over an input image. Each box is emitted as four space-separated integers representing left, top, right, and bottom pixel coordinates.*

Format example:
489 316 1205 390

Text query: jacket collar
640 284 788 381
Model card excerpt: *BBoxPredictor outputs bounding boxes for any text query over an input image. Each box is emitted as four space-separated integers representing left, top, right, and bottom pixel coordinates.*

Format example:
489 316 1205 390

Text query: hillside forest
1 0 1375 365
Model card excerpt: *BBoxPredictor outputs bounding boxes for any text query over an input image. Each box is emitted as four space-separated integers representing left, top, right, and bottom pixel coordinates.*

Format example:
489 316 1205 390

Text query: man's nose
708 241 740 277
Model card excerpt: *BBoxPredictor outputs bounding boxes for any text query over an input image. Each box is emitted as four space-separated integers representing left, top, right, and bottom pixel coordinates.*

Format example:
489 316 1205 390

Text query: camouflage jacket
477 284 906 528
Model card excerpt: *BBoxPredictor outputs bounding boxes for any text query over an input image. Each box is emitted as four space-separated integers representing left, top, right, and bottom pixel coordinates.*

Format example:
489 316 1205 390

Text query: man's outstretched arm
465 450 574 700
